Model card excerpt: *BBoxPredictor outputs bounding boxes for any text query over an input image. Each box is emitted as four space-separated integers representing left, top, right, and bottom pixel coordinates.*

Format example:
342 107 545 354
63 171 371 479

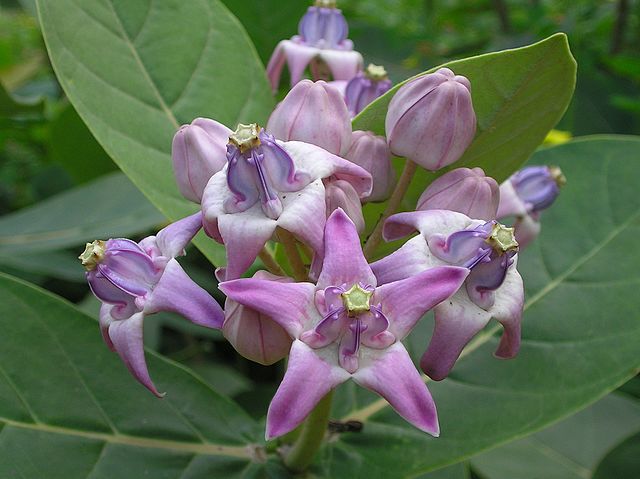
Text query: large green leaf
324 136 640 477
471 394 640 479
0 272 278 478
0 172 164 255
36 0 275 266
593 431 640 479
355 34 576 258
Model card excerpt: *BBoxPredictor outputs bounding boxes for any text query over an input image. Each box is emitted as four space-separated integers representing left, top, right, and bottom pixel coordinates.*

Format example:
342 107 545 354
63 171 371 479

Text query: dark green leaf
0 272 270 478
0 172 164 254
37 0 275 266
593 432 640 479
471 394 640 479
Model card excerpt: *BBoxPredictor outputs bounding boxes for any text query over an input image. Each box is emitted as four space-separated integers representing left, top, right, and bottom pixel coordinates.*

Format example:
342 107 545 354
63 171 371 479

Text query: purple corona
345 64 393 116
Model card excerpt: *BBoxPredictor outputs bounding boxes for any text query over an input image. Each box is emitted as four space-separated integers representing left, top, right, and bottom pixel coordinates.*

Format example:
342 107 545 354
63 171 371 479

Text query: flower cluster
80 1 565 443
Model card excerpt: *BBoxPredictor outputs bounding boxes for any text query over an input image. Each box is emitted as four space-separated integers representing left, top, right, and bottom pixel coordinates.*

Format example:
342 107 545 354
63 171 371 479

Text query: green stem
278 228 308 282
363 159 418 260
283 391 334 472
258 247 285 276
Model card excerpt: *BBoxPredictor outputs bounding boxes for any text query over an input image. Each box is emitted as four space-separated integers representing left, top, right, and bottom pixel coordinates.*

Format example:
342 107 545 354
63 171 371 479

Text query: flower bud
172 118 232 203
223 271 293 365
345 130 395 202
498 165 565 216
385 68 476 171
417 167 499 220
267 80 352 156
345 64 392 116
325 178 365 232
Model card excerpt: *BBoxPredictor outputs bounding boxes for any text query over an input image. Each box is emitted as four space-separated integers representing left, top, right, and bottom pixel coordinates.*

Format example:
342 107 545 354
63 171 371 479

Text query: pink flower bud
267 80 352 156
223 271 293 365
172 118 232 203
416 167 499 220
385 68 476 171
325 178 365 232
345 130 396 202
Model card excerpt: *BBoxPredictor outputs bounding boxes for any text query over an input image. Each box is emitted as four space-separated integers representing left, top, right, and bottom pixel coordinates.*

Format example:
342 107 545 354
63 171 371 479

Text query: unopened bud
345 131 395 202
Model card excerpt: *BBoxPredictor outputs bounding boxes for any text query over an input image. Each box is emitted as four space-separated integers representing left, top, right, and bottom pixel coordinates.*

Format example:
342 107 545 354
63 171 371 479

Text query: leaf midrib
0 417 252 458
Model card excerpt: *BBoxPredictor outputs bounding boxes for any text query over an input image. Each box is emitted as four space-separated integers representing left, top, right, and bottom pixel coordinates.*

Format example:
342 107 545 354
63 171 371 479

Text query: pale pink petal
218 278 317 337
317 209 376 289
491 268 524 358
353 343 439 436
99 304 115 351
108 313 163 397
266 41 288 91
320 49 363 81
514 214 541 249
374 266 468 339
155 212 203 259
144 259 223 329
383 210 474 242
266 340 349 439
497 180 528 218
283 41 318 86
371 235 436 285
421 291 492 381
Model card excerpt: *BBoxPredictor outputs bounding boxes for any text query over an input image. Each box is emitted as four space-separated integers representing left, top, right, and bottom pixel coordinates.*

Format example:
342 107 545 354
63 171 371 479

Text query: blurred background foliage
0 0 638 476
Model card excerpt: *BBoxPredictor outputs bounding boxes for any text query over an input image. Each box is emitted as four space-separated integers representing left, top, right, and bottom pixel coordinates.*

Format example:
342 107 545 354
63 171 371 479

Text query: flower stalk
278 228 308 281
363 159 418 259
283 391 334 472
258 247 286 277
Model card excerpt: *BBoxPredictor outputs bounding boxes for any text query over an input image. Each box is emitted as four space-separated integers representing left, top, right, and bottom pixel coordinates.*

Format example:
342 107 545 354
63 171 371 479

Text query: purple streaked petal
97 247 159 296
420 291 492 380
428 227 492 267
144 259 223 329
225 145 261 214
374 266 469 340
317 208 376 289
353 342 439 436
466 252 514 310
300 307 347 349
370 235 433 285
277 179 327 257
491 268 524 358
219 278 317 337
108 312 164 398
360 308 396 349
266 340 350 439
155 212 203 259
216 209 277 281
87 271 139 319
259 132 311 191
338 319 362 373
383 210 474 242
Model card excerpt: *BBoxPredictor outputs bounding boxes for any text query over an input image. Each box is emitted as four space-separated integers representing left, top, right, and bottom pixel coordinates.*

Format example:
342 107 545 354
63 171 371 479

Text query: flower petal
497 179 529 218
491 268 524 358
266 340 349 439
99 304 115 351
108 313 164 397
266 40 287 91
383 210 474 242
317 208 376 289
218 278 317 337
374 266 469 339
144 259 223 329
320 49 363 81
155 212 203 259
283 40 318 86
353 342 439 436
371 235 435 285
420 291 492 381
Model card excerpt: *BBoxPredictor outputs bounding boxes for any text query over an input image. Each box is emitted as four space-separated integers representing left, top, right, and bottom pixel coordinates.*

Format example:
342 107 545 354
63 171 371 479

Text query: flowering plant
1 1 639 478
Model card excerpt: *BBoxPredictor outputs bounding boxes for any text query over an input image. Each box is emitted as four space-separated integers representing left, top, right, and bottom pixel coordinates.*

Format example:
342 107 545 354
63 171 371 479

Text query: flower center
79 240 106 271
315 0 337 7
364 63 388 82
229 123 262 153
485 223 518 255
341 283 373 315
549 165 566 188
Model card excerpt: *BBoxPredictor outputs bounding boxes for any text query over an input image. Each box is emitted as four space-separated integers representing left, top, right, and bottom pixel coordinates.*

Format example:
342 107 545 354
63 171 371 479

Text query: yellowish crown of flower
229 123 262 153
342 284 373 315
486 223 518 255
315 0 337 8
79 240 106 271
549 165 567 188
365 64 388 81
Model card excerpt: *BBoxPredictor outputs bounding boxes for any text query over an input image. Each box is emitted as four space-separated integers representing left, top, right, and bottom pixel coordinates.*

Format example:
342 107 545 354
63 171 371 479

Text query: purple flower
416 167 499 220
345 130 396 202
325 178 365 232
201 123 372 281
223 271 293 365
171 118 232 203
372 210 524 381
497 165 566 248
266 1 363 91
79 213 224 396
267 80 352 156
385 68 476 171
220 209 468 438
345 64 393 116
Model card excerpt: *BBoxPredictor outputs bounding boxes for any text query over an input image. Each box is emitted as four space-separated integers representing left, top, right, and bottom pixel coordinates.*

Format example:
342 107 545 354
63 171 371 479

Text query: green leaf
471 394 640 479
0 172 164 255
593 432 640 479
0 250 85 282
355 34 576 258
326 136 640 478
0 272 270 478
36 0 275 266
